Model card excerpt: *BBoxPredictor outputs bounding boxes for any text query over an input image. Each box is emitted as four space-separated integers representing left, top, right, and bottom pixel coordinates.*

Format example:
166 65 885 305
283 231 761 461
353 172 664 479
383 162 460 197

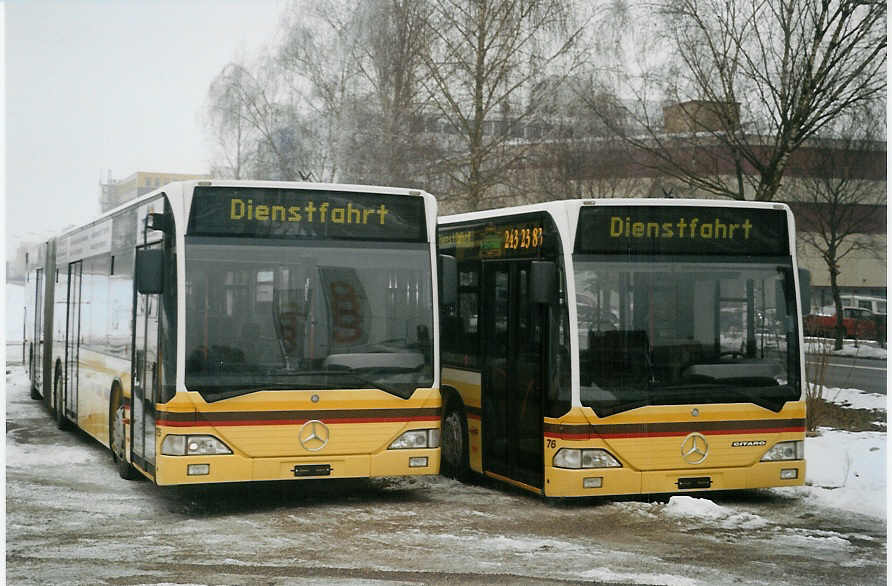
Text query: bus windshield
574 258 800 416
184 238 434 401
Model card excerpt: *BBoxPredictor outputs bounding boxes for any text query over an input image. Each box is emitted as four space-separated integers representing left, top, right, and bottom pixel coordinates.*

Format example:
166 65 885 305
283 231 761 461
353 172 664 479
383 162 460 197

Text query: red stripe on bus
544 426 805 440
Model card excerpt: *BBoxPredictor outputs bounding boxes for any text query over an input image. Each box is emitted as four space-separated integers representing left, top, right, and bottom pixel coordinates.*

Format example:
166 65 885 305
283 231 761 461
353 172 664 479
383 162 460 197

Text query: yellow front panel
543 404 806 497
155 445 440 485
545 461 805 497
152 387 441 486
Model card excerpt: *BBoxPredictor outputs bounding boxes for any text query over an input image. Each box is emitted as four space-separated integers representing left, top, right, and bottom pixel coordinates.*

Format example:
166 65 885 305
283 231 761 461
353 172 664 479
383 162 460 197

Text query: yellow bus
437 199 807 497
24 180 441 485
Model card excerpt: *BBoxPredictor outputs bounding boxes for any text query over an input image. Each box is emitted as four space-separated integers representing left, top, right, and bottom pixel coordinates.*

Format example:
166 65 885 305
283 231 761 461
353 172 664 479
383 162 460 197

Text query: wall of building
100 171 210 212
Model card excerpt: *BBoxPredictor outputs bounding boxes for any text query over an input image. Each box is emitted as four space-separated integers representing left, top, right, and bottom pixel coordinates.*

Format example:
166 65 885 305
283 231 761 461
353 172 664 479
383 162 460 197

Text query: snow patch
821 387 887 411
6 438 102 467
773 528 853 549
768 429 886 520
663 496 772 530
805 337 887 360
832 344 887 360
578 567 700 586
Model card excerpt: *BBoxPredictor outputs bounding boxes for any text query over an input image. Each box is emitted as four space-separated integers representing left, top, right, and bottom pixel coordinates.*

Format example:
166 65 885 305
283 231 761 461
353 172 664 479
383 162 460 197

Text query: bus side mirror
439 254 457 306
798 268 811 314
146 212 172 234
136 249 164 294
530 260 556 304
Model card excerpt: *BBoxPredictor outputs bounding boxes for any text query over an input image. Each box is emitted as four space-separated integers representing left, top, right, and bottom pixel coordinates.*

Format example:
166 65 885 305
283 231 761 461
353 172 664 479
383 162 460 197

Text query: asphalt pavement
806 354 887 395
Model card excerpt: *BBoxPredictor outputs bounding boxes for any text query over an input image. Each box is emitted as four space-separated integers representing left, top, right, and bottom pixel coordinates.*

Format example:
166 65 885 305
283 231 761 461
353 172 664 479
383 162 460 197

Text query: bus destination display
188 187 426 242
575 205 790 256
439 212 555 261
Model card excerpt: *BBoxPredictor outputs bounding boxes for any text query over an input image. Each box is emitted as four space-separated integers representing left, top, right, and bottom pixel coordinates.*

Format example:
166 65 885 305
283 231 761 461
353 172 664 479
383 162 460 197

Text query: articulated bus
437 199 807 497
24 180 441 485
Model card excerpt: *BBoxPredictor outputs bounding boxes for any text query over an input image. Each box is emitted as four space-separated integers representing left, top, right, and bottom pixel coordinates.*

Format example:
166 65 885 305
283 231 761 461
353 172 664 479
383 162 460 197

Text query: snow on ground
805 336 887 360
821 386 887 411
780 428 887 519
656 426 886 522
831 343 888 360
662 495 772 530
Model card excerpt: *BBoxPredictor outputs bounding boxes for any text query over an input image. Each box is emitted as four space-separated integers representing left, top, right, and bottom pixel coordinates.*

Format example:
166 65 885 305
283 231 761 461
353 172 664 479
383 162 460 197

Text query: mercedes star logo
299 419 330 452
681 432 709 465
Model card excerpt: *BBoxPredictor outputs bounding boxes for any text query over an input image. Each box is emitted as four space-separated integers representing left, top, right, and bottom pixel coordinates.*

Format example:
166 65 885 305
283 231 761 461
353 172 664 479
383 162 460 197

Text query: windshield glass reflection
185 239 434 400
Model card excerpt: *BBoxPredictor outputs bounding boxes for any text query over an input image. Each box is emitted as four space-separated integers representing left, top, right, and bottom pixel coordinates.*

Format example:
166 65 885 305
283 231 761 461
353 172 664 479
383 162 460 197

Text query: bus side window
441 264 480 368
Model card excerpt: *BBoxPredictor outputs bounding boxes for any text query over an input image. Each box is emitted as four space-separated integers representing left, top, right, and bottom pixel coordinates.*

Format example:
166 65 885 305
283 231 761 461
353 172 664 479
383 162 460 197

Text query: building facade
100 171 210 212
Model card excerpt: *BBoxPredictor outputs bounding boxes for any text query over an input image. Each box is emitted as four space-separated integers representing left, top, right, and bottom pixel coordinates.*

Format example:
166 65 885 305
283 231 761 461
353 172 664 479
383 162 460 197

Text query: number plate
293 464 332 477
676 477 712 490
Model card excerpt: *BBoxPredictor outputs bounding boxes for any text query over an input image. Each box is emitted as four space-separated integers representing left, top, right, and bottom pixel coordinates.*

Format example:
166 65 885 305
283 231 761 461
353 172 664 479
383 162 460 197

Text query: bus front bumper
153 448 440 486
544 460 805 498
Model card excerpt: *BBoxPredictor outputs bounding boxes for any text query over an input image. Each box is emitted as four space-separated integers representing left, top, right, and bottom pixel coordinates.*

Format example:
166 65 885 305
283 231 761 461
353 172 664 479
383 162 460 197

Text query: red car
804 306 879 339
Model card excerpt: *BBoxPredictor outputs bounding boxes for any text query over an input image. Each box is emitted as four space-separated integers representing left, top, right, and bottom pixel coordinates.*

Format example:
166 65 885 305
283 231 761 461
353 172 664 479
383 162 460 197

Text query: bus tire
440 397 470 481
109 390 137 480
53 364 71 431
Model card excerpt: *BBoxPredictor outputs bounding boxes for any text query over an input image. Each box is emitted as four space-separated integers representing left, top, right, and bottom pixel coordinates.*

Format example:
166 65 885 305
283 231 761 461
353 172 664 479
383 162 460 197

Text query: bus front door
482 261 545 490
131 244 160 477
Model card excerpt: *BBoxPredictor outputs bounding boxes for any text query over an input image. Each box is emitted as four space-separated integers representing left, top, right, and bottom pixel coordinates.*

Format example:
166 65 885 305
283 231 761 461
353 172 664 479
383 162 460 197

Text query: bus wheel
110 394 137 480
441 401 469 481
53 366 70 431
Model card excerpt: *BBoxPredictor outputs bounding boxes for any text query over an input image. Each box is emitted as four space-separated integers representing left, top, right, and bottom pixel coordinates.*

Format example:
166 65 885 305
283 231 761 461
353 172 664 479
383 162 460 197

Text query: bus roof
54 180 436 241
439 198 791 225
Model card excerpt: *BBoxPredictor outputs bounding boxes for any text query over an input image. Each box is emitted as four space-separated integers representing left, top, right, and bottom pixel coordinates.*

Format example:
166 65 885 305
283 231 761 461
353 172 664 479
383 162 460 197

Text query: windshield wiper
317 370 412 399
650 382 791 413
194 369 414 400
193 382 322 402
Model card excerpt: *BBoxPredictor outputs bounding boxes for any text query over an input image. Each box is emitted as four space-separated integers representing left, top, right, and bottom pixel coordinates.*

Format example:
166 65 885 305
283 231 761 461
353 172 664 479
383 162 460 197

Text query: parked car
804 306 879 339
839 295 887 316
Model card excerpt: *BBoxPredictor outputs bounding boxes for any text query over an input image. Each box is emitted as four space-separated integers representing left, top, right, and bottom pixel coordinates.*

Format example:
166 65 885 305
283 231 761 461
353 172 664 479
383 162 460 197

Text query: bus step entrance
293 464 332 477
676 477 712 490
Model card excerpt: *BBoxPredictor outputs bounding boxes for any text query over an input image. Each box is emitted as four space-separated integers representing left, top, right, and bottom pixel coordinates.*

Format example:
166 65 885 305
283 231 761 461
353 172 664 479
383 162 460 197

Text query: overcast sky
5 0 286 250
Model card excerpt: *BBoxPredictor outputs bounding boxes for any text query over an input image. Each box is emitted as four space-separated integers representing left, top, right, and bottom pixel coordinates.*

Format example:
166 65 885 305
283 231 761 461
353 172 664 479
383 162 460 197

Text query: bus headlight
388 429 439 449
161 434 233 456
553 448 621 469
760 440 804 461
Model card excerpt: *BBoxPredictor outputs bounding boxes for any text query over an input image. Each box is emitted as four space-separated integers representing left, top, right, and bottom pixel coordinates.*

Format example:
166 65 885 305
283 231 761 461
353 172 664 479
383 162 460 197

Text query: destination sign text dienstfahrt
188 187 426 242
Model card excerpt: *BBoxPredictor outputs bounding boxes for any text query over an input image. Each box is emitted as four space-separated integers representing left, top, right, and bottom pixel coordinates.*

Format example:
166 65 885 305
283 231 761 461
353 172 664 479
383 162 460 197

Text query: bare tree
206 62 253 179
795 104 886 350
587 0 886 202
420 0 586 211
277 0 366 183
205 59 316 181
342 0 443 186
